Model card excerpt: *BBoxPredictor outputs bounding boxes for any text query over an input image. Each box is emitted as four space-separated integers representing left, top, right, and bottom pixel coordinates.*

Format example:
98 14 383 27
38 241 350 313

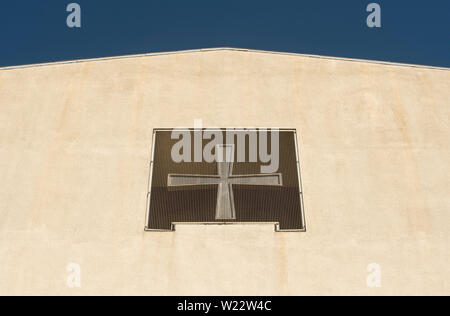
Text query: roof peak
1 47 448 71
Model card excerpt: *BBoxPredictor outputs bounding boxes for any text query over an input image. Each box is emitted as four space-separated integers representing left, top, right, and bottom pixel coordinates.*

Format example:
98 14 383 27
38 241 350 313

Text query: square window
145 129 306 232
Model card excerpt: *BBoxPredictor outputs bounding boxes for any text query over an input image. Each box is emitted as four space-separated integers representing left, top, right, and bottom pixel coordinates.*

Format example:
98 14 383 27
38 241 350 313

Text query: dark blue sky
0 0 449 68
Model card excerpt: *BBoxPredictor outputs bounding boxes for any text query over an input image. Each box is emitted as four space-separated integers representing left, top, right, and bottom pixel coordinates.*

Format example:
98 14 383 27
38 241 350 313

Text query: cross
167 145 283 220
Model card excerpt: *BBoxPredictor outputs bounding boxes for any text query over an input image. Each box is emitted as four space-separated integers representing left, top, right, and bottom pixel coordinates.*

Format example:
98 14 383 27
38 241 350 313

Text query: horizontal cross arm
229 174 283 186
168 174 221 187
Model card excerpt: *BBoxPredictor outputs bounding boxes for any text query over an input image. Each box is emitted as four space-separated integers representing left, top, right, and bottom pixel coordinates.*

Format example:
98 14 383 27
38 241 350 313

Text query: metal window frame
144 128 306 232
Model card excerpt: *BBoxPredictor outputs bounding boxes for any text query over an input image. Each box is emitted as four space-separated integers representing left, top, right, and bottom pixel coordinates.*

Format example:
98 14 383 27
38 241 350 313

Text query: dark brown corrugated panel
146 129 305 231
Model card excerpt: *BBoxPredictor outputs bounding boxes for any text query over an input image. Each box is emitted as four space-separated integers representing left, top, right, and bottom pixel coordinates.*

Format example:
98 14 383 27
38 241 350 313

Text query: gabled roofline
0 47 448 71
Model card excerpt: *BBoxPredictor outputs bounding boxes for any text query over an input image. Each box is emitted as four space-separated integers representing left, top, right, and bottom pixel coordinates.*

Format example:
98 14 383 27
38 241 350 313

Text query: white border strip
144 131 157 231
293 130 307 232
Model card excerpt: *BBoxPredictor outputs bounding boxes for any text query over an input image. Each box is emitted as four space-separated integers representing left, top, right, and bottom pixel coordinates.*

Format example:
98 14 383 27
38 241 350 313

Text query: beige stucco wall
0 49 448 295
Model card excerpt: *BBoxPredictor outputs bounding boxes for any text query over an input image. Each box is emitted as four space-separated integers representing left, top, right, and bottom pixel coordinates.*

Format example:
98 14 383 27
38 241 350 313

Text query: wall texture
0 49 448 295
